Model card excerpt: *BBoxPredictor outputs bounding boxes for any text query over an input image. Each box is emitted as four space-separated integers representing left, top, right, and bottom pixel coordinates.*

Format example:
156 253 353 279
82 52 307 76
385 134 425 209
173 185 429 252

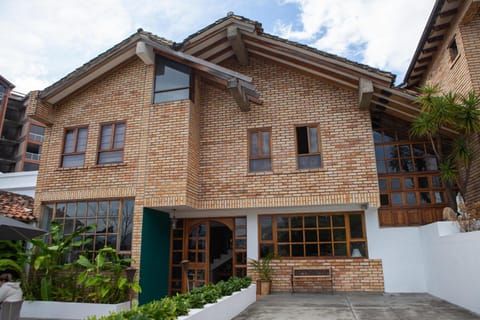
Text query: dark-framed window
248 128 272 172
98 122 125 165
259 212 367 258
296 125 322 169
62 126 88 168
41 199 134 261
154 56 192 104
448 37 459 62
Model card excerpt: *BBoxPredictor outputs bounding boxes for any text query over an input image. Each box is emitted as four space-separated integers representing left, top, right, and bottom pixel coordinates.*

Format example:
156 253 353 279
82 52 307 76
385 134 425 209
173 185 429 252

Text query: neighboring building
0 171 38 197
403 0 480 205
0 75 45 173
25 2 478 304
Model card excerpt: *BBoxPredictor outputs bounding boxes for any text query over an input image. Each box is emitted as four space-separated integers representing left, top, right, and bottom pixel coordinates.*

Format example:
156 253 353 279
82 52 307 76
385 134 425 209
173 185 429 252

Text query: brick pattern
25 91 54 125
248 258 384 292
421 7 480 204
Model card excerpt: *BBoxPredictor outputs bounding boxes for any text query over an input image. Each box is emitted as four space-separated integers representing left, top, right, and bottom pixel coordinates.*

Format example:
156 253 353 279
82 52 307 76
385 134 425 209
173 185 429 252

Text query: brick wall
248 258 384 292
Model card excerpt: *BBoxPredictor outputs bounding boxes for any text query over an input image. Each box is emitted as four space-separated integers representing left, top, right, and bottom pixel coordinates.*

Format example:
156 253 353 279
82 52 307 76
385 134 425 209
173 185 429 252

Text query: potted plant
249 253 275 295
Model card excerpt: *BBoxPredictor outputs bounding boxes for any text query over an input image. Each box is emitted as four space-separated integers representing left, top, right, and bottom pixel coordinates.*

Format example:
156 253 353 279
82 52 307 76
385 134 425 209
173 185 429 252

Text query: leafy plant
29 222 95 301
76 247 141 304
411 85 480 207
87 276 252 320
249 253 276 281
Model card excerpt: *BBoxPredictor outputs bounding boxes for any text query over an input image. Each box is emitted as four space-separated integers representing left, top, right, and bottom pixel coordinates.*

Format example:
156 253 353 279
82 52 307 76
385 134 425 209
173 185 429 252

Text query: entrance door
185 219 233 291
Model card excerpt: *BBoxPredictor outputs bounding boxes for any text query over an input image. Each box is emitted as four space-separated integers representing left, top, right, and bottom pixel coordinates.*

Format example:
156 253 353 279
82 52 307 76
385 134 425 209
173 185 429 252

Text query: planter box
178 284 256 320
20 300 130 320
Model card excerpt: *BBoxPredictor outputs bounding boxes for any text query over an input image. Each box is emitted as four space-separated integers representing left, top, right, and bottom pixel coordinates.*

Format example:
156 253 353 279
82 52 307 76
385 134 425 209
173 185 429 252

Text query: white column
246 212 258 260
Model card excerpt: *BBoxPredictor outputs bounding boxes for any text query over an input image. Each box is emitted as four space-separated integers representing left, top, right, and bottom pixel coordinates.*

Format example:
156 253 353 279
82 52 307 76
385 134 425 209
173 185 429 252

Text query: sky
0 0 435 94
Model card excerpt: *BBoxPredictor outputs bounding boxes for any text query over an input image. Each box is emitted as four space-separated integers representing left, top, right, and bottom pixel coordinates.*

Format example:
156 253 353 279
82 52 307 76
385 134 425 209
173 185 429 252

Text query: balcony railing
25 152 41 161
28 132 44 142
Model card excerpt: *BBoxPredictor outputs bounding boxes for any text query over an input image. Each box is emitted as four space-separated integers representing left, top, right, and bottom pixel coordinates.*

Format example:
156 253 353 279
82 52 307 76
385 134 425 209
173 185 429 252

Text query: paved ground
233 292 480 320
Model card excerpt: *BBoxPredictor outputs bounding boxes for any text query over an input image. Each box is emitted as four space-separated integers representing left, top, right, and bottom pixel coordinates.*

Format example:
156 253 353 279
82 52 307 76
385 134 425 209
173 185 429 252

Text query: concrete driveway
233 292 480 320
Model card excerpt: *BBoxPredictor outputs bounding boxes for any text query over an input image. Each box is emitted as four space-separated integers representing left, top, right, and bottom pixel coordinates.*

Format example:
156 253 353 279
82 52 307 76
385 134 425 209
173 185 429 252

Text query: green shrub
87 276 252 320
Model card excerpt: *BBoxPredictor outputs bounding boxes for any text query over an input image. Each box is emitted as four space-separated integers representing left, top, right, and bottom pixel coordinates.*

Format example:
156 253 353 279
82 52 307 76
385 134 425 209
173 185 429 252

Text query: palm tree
410 85 480 208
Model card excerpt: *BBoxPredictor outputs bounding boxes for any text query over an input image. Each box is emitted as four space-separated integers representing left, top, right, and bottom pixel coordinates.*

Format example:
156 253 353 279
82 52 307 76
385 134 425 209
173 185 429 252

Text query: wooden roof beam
227 78 250 111
136 41 155 65
227 26 249 65
359 78 373 110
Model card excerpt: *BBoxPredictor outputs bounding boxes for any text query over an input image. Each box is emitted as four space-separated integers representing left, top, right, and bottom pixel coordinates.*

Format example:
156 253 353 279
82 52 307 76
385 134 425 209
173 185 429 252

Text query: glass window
154 56 192 103
249 129 272 172
62 127 88 168
98 123 125 164
259 213 366 258
296 125 322 169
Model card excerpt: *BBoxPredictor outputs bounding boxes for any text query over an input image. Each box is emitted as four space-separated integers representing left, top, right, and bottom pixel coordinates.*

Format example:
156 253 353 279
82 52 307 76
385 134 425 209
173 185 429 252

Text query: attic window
154 56 192 104
448 38 459 62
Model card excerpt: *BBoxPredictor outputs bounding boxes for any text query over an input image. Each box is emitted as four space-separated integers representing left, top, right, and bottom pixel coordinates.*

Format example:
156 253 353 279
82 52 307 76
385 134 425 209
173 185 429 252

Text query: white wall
0 170 38 197
420 222 480 315
365 207 427 292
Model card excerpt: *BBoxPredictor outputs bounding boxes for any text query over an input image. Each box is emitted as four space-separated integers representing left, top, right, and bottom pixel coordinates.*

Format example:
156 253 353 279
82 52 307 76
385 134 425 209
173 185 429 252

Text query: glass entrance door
186 222 208 290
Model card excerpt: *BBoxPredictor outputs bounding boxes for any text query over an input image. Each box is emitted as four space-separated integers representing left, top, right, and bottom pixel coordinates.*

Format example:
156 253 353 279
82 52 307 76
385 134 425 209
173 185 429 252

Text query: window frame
61 126 88 168
448 36 459 62
41 199 135 260
295 124 322 170
248 128 272 173
97 121 126 165
153 55 193 104
258 212 367 259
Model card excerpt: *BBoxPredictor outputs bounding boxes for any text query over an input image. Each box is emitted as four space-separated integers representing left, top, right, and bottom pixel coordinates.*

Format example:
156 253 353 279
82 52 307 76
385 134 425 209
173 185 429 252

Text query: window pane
260 244 274 258
380 194 389 205
415 158 427 171
426 158 438 170
277 230 289 242
64 130 75 153
249 159 271 172
392 193 402 205
291 230 303 242
308 127 319 152
349 214 363 238
320 244 332 256
77 128 88 152
399 145 411 158
306 244 318 256
319 230 331 242
304 216 316 227
420 192 432 204
250 132 258 156
404 177 415 189
155 58 190 92
413 144 425 156
305 230 317 242
113 124 125 148
332 215 345 227
62 154 85 167
351 242 366 257
154 89 190 103
260 216 272 241
387 160 400 173
333 229 346 241
375 146 385 160
334 243 347 256
432 176 442 188
261 131 270 155
385 145 398 159
391 178 401 190
296 127 309 154
98 151 123 164
290 216 302 228
401 159 414 172
100 125 112 150
278 244 290 257
373 130 383 143
406 192 417 204
277 217 289 228
292 244 304 257
418 177 429 188
298 154 321 169
317 216 330 227
434 192 445 204
376 161 386 173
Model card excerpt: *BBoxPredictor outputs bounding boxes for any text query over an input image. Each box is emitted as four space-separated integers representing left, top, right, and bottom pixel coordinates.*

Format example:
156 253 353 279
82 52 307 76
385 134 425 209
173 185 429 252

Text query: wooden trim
247 128 272 173
359 78 373 110
295 124 323 170
61 125 89 168
227 26 248 65
97 121 126 165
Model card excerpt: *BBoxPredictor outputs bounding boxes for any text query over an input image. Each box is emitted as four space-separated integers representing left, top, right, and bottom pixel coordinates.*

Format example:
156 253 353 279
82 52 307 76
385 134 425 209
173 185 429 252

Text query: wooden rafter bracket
359 78 373 110
227 26 249 65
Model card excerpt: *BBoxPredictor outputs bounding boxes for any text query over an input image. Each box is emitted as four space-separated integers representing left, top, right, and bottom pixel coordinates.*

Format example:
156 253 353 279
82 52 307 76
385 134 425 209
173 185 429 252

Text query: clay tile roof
0 191 35 223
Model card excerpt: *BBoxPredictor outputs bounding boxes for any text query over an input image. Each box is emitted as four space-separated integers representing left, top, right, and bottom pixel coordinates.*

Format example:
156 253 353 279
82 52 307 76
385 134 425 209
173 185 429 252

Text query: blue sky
0 0 435 93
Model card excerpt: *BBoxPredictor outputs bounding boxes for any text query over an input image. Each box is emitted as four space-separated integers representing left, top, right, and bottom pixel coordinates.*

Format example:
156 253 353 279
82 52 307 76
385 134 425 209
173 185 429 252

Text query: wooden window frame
41 199 134 260
248 128 272 172
97 121 126 165
258 212 367 259
448 36 459 63
295 124 322 170
61 126 88 168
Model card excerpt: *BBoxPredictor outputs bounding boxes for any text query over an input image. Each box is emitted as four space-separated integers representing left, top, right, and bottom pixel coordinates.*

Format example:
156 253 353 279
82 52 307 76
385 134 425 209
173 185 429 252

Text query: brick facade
420 4 480 204
248 259 384 293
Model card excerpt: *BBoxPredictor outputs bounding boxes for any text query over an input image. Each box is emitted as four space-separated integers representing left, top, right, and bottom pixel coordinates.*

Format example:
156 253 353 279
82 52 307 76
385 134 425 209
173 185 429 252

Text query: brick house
26 2 478 304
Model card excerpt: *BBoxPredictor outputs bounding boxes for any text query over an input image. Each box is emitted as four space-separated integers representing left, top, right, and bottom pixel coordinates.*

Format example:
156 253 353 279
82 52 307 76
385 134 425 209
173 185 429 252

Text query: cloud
275 0 434 82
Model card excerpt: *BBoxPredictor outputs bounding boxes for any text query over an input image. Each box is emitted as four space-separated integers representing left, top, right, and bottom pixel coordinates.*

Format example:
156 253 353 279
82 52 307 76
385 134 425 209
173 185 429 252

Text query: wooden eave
403 0 480 88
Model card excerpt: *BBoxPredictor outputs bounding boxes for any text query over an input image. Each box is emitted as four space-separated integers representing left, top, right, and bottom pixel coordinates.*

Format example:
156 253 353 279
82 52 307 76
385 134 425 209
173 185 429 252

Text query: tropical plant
76 247 141 304
29 222 95 300
249 253 276 281
410 85 480 207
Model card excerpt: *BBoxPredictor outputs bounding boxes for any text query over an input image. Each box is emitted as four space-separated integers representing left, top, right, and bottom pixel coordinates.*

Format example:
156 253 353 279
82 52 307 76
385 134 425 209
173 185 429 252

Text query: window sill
55 163 127 171
295 167 326 173
56 166 86 171
246 171 274 176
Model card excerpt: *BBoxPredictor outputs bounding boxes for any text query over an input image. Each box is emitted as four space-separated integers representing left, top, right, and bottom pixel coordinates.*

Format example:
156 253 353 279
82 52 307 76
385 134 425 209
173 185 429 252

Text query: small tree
410 85 480 208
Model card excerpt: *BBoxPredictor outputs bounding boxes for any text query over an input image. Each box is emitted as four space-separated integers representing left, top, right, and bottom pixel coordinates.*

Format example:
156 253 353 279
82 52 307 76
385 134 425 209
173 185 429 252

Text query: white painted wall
365 207 427 292
0 170 38 197
420 222 480 315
